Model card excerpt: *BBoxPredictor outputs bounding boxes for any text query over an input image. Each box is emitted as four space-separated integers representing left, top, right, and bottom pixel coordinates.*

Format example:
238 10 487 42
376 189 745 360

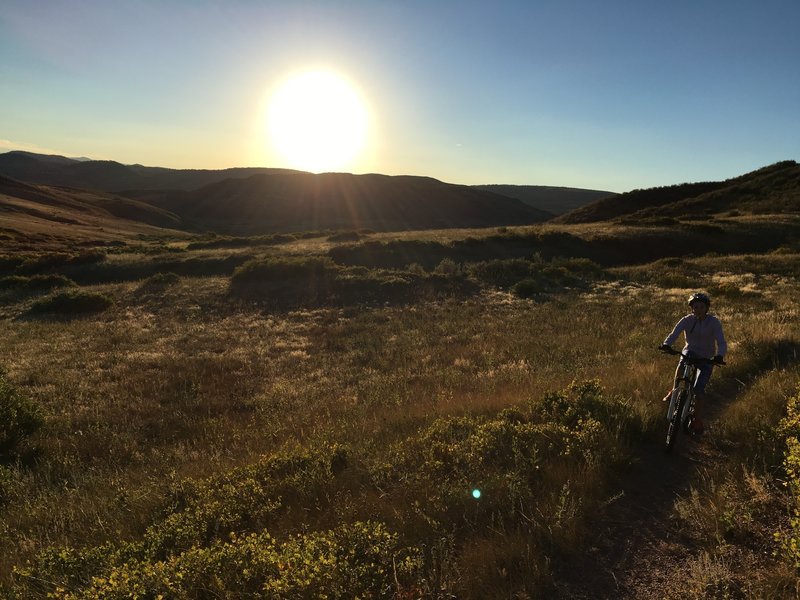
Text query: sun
267 70 369 173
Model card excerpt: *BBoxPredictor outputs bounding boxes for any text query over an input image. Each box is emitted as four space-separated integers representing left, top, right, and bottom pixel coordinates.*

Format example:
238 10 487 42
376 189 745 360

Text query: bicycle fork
666 366 698 421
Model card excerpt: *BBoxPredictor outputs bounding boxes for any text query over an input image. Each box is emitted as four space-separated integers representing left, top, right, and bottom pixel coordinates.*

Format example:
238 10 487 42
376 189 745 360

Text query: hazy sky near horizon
2 0 799 192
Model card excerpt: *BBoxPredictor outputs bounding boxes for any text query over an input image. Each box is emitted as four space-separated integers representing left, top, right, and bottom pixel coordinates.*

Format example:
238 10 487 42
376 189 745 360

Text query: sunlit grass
0 232 798 596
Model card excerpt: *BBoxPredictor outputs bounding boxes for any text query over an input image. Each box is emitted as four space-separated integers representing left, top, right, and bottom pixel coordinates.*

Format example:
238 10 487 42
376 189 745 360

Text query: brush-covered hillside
555 160 800 223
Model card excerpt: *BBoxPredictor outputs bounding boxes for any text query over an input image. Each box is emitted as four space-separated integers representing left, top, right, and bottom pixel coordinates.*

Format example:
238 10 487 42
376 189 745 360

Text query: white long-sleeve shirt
663 313 727 359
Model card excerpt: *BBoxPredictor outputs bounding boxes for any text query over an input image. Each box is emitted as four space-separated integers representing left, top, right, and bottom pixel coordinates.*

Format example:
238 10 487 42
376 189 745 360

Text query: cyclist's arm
713 317 728 357
663 315 691 347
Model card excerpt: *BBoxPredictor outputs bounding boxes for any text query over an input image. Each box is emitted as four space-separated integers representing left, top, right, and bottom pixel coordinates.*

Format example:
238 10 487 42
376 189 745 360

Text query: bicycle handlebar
658 346 725 366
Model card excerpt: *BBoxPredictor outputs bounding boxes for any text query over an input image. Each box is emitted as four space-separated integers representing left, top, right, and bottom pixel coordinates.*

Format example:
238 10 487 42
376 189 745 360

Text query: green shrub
327 231 362 242
468 258 540 288
232 256 334 284
136 272 180 292
433 258 461 277
776 386 800 568
0 274 77 291
377 380 636 522
513 277 546 298
17 250 106 274
470 257 603 295
0 372 43 458
50 522 414 600
13 446 362 597
187 234 296 250
0 464 20 506
28 291 113 316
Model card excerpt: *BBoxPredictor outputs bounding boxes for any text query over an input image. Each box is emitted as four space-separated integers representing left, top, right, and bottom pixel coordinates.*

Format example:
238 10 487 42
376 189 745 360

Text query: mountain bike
659 347 723 453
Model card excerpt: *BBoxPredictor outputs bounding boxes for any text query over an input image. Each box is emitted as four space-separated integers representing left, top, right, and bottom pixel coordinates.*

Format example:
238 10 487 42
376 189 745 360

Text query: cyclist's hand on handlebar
712 355 726 365
658 344 672 353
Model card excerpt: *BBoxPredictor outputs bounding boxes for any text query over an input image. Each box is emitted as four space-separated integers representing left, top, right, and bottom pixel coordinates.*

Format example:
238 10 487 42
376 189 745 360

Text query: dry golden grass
1 233 799 596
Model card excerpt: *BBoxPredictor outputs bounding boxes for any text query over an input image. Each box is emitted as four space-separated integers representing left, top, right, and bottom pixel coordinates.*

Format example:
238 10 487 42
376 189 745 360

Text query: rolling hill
0 175 185 247
0 151 554 233
0 151 299 193
144 172 551 234
473 184 615 215
555 160 800 223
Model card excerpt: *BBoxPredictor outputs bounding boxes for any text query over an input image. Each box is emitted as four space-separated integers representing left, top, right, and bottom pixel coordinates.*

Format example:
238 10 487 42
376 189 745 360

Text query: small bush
776 386 800 567
0 373 43 459
0 464 19 505
0 274 77 291
187 234 295 250
29 290 113 316
229 256 336 302
17 250 106 274
513 278 546 298
327 231 362 242
136 272 180 292
231 256 335 285
43 523 415 599
433 258 461 277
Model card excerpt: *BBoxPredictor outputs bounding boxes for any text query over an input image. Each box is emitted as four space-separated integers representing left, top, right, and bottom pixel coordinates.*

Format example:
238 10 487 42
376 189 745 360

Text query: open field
1 220 799 598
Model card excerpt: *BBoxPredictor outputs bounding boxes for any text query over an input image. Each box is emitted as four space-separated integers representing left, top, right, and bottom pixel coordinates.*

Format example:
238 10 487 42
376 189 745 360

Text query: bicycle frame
666 358 699 425
661 348 717 452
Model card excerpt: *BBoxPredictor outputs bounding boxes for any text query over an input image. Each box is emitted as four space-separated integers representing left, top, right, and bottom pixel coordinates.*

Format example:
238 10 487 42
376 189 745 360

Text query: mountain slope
0 151 551 233
148 172 551 234
0 175 184 245
473 184 616 215
635 160 800 218
555 161 800 223
0 151 299 193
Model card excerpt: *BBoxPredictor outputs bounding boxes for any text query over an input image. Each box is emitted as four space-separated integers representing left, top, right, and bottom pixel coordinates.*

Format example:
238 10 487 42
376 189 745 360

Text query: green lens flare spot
472 489 481 499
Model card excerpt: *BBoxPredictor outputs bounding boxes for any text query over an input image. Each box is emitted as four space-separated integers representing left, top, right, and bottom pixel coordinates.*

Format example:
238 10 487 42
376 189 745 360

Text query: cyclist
659 292 727 434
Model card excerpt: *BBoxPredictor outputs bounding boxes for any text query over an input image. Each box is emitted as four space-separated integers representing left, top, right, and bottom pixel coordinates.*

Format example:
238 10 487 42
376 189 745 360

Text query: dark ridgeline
148 172 551 234
554 160 800 223
0 151 550 233
473 184 616 215
2 151 798 236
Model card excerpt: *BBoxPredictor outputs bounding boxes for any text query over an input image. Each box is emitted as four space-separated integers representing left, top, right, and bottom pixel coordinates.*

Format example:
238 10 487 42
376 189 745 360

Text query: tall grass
0 239 798 596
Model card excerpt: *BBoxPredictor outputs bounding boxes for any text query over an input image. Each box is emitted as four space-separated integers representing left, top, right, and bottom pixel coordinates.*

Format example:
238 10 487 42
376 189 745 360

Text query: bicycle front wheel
665 389 688 453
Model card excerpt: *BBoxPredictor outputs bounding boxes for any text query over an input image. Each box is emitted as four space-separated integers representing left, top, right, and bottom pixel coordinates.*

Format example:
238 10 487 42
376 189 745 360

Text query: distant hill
0 175 184 245
555 161 800 223
0 151 550 233
146 172 551 234
0 151 299 193
473 184 615 215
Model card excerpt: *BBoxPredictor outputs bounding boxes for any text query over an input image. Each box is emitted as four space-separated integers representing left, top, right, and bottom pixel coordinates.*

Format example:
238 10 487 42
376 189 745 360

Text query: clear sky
2 0 799 192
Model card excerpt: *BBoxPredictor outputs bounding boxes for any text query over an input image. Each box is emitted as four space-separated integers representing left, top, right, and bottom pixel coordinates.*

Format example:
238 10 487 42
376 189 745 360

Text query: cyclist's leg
664 360 683 401
691 363 714 429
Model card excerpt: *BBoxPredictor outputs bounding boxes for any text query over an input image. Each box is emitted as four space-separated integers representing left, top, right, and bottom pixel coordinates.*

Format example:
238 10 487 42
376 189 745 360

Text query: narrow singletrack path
552 364 777 600
554 432 719 598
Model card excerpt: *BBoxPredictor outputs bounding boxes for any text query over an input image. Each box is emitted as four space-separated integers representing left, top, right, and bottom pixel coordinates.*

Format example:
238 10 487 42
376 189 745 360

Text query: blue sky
2 0 798 192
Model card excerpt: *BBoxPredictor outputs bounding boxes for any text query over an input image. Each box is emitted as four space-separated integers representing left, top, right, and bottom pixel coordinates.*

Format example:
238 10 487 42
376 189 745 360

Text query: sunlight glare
268 70 368 172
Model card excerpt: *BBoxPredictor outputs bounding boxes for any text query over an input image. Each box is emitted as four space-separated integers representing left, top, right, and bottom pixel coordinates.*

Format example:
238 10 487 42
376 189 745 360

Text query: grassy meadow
0 219 799 598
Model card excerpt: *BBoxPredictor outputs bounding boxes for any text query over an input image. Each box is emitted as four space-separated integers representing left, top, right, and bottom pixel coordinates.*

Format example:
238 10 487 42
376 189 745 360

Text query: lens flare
471 489 481 499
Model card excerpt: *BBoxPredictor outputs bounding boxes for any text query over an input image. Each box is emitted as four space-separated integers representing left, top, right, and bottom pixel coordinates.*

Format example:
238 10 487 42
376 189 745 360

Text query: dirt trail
551 365 792 599
553 430 721 599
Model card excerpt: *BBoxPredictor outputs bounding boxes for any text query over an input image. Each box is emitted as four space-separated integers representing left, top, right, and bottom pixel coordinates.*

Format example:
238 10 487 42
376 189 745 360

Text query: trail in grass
553 429 720 599
547 363 759 600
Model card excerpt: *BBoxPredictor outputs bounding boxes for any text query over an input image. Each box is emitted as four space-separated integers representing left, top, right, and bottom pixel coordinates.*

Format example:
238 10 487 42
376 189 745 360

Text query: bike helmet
687 292 711 307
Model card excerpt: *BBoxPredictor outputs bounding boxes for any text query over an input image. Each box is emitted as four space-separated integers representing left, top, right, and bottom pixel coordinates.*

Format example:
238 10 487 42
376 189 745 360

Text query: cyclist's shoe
688 418 705 435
